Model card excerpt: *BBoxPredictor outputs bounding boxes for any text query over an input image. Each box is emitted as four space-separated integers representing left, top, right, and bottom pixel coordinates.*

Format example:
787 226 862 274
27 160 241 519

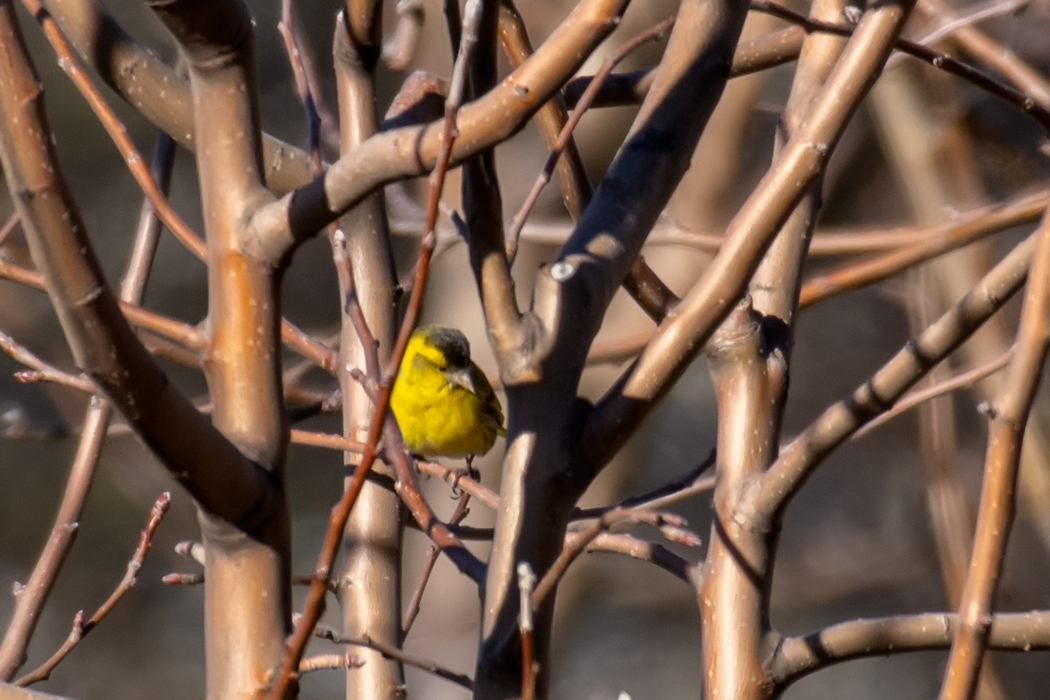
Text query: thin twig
268 6 488 697
416 459 500 508
504 13 677 261
312 623 474 690
534 508 699 608
586 533 699 586
913 0 1029 48
751 0 1050 133
15 493 171 686
0 330 97 394
402 491 472 634
918 0 1050 111
571 449 716 519
518 563 536 700
853 348 1015 440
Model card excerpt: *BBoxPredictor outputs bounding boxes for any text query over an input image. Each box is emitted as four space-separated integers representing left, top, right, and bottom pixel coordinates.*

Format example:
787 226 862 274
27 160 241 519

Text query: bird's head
411 325 472 370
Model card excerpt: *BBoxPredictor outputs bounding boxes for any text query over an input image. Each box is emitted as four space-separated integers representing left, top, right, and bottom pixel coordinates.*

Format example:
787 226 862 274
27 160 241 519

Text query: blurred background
2 0 1050 698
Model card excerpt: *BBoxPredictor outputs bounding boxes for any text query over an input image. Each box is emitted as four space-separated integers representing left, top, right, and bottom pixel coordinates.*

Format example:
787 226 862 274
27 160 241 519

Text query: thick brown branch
476 0 751 695
248 0 633 265
42 0 312 193
0 132 176 680
0 0 269 531
144 4 293 700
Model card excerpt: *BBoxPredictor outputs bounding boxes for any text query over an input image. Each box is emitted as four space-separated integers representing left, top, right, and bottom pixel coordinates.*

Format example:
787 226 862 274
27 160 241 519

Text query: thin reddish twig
312 622 474 689
15 493 171 686
266 6 484 697
0 329 97 394
751 0 1050 133
401 491 472 634
505 14 677 261
518 563 536 700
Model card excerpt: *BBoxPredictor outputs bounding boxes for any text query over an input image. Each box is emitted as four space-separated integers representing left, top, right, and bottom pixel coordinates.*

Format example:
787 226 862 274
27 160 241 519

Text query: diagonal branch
42 0 312 194
0 131 176 680
937 206 1050 700
0 0 270 530
475 0 752 695
247 0 634 265
584 0 918 471
749 231 1037 526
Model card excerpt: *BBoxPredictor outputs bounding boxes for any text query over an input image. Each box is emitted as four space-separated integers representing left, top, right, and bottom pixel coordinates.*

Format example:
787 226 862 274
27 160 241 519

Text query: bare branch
0 0 269 528
477 0 751 694
752 0 1050 132
586 0 917 470
564 26 807 108
41 0 313 193
247 0 633 264
15 493 170 686
938 205 1050 700
853 348 1014 440
313 624 475 691
750 232 1036 526
330 7 406 696
800 188 1050 307
772 610 1050 686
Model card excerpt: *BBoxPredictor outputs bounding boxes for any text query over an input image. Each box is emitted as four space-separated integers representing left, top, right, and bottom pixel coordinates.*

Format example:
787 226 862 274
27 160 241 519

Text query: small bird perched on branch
391 325 505 459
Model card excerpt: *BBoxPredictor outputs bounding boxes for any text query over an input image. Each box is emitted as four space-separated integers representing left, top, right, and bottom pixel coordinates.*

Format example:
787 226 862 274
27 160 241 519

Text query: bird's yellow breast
390 329 503 458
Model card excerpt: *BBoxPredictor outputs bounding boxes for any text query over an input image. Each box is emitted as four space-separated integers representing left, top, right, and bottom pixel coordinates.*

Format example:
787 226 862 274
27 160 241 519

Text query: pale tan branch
938 207 1050 700
772 610 1050 686
852 348 1014 440
801 188 1050 307
0 0 268 528
750 232 1036 526
332 8 406 697
586 0 917 470
248 0 633 265
42 0 312 193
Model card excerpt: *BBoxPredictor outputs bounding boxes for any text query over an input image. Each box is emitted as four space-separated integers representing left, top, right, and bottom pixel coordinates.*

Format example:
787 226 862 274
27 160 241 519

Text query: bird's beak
447 367 476 394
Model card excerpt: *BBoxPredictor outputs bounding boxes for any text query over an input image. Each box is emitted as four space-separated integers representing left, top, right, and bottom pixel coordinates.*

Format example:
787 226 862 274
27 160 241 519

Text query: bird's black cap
422 326 471 368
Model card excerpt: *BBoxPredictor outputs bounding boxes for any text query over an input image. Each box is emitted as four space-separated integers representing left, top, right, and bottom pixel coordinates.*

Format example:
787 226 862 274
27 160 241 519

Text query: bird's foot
449 457 480 497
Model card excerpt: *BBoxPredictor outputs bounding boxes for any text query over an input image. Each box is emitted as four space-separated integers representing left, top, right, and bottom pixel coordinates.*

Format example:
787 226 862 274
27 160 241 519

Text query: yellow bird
390 325 505 458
